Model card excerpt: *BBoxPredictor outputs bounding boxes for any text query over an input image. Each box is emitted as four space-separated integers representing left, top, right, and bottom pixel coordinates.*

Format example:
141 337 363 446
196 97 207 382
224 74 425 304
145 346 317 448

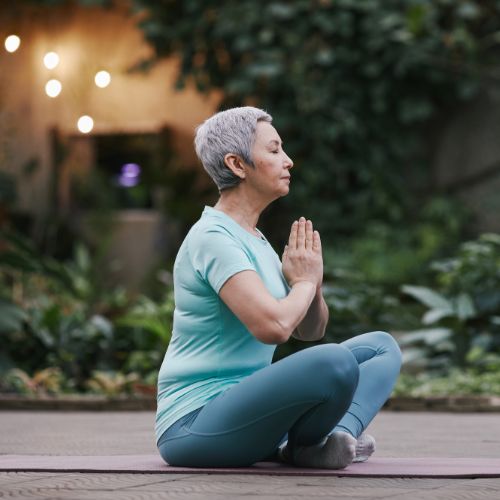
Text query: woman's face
248 121 294 200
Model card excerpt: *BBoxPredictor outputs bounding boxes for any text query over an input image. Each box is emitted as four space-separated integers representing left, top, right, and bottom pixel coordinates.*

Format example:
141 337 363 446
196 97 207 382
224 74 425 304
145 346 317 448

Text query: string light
94 70 111 88
4 35 21 53
77 115 94 134
45 79 62 98
43 52 60 70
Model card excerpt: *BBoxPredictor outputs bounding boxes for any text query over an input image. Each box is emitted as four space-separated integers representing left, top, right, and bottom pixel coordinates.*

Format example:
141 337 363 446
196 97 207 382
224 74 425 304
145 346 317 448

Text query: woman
156 107 402 469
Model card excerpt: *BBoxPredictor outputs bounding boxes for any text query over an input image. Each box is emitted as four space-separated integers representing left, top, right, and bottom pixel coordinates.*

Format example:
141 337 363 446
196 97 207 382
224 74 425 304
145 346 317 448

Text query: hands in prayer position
282 216 323 290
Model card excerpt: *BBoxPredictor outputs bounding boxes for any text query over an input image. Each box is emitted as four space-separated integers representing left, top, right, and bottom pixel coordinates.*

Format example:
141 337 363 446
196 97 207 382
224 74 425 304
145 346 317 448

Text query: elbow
295 326 326 342
310 328 326 342
316 323 327 340
316 329 327 341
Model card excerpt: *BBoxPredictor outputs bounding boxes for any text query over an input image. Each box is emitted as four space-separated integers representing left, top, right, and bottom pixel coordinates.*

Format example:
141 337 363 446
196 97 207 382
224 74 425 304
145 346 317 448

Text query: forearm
294 286 329 341
270 281 317 343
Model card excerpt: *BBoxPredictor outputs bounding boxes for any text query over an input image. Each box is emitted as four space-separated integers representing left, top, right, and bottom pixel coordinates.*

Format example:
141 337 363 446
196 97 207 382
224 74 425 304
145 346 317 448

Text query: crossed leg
158 331 401 468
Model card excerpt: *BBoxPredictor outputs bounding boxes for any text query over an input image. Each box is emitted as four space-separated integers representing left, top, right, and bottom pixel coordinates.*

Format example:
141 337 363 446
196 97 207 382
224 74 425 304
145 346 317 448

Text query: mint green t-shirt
155 206 290 442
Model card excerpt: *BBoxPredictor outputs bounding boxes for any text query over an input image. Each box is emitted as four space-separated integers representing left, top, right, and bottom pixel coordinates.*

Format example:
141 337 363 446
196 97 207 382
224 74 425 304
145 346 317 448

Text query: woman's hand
282 217 323 289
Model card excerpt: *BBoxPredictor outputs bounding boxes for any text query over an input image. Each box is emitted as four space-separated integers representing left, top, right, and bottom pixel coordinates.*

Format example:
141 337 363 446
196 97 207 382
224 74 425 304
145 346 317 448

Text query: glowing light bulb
45 79 62 98
77 115 94 134
43 52 60 70
94 70 111 88
5 35 21 53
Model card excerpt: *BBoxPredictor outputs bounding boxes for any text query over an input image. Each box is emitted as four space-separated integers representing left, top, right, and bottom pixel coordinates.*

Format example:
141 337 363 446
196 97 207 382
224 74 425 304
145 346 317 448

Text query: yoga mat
1 455 500 478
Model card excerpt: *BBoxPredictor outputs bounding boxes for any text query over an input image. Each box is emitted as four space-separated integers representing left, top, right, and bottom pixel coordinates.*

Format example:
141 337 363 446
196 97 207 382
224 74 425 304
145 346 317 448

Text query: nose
284 152 294 169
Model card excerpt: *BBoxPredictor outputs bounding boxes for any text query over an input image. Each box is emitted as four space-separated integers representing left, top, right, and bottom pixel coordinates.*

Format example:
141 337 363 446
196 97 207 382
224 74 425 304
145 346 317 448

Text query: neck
213 187 269 234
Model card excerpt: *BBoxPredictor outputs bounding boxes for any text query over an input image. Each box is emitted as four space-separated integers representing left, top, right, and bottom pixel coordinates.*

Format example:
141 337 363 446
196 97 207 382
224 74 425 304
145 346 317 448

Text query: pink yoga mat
1 455 499 478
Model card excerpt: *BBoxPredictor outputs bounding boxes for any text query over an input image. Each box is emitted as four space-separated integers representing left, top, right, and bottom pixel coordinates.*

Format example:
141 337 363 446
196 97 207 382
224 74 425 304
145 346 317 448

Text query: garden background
1 0 500 402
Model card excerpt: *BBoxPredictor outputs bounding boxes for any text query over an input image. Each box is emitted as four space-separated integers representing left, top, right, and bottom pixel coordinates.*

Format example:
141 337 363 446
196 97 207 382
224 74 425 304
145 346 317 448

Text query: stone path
1 411 499 499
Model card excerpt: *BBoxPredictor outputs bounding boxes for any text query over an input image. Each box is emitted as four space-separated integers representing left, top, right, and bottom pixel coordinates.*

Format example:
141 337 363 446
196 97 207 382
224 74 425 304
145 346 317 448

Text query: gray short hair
194 106 273 191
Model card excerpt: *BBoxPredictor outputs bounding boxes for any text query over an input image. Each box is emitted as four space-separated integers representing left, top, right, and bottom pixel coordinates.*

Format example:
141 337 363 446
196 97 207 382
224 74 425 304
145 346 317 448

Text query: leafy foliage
394 350 500 396
131 0 499 237
401 233 500 368
325 196 469 287
0 367 69 396
0 230 173 391
322 272 415 342
85 370 140 396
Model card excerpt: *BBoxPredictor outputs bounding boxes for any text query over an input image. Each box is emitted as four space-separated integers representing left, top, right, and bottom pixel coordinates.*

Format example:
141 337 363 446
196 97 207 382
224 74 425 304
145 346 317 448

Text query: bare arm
219 271 316 344
219 217 323 344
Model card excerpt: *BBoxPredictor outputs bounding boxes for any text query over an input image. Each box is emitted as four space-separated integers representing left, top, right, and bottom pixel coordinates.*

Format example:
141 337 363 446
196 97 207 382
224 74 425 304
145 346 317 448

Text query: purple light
118 174 139 187
121 163 141 177
117 163 141 188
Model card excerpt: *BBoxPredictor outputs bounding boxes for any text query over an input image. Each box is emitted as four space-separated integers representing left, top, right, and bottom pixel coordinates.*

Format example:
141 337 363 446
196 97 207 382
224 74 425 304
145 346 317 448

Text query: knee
314 344 360 396
371 331 403 369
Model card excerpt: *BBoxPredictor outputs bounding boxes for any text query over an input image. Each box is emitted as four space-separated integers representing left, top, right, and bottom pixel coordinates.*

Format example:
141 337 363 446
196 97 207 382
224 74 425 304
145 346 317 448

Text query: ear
223 153 247 180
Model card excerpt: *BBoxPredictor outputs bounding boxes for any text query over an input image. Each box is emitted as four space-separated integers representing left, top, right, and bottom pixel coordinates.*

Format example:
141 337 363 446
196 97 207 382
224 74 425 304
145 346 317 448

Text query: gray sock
291 431 357 469
353 433 376 463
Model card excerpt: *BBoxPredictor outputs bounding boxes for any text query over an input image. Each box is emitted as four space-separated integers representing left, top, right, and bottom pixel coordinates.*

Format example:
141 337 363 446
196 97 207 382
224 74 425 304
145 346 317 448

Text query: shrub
0 230 172 391
401 233 500 369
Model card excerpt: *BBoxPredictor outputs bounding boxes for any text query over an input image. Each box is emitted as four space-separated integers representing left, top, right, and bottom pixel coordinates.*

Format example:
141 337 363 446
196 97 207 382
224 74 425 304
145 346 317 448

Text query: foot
353 433 376 463
291 431 357 469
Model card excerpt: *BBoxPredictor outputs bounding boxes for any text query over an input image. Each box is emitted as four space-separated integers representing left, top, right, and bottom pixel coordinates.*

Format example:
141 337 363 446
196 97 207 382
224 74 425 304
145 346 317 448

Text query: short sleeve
189 226 256 293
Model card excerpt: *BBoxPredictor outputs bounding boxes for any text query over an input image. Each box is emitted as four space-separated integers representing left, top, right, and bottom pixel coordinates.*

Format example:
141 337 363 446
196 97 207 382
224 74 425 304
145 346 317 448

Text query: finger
297 217 306 249
288 221 298 249
282 244 288 259
313 230 322 252
305 220 313 250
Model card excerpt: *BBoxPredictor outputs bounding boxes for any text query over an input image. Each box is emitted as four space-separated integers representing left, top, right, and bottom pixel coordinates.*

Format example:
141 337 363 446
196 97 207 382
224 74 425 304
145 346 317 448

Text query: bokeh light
4 35 21 53
43 52 60 70
94 70 111 88
118 163 141 187
45 79 62 98
77 115 94 134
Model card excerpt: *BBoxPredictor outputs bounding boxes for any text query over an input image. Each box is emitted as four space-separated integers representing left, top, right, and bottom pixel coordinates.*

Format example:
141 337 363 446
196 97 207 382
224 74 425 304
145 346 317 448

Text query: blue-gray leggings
158 331 402 467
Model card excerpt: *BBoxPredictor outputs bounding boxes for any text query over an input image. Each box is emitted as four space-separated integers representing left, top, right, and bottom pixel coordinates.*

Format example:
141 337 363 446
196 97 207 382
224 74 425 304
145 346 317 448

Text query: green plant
116 293 173 344
85 370 140 397
29 304 116 389
325 197 469 287
322 274 406 343
114 292 174 376
0 298 28 337
0 229 175 391
396 327 455 372
132 0 498 239
394 362 500 397
401 233 500 368
1 367 69 395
